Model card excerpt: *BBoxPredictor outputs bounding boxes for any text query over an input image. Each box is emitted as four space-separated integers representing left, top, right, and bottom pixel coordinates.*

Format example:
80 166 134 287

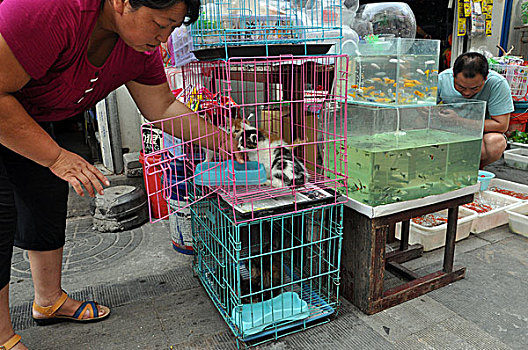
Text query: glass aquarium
347 38 440 106
328 101 486 206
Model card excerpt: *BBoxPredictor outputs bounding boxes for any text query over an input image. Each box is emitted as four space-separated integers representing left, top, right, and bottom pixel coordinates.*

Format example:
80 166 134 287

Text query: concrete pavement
7 159 528 349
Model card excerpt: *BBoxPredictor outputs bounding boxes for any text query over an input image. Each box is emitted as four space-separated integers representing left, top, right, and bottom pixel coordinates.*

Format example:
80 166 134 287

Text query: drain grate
10 265 200 331
11 218 143 278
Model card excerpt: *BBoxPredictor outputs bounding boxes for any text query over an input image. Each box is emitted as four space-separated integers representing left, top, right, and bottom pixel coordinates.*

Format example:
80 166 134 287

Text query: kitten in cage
232 118 309 188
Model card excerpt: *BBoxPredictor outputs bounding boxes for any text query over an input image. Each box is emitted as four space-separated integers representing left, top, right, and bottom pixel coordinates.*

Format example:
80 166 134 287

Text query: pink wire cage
142 55 349 223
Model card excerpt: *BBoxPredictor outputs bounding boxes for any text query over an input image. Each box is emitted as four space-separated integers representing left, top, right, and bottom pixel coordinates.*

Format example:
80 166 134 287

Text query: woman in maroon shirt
0 0 234 348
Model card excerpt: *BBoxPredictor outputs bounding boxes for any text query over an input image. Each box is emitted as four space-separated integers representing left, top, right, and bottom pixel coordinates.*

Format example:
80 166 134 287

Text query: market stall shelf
340 184 479 315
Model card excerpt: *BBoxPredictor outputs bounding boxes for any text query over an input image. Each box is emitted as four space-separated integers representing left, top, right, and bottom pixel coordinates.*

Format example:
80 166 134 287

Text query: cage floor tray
193 44 333 60
231 292 309 337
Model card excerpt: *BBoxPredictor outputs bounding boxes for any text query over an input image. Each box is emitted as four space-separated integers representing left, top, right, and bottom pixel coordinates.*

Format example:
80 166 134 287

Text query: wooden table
340 191 475 315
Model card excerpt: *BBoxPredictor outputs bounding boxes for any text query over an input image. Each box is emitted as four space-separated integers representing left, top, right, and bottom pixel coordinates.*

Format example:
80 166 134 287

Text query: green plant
509 130 528 143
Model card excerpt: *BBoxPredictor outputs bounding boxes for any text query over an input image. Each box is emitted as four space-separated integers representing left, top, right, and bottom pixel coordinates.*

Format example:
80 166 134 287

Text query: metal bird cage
190 0 342 59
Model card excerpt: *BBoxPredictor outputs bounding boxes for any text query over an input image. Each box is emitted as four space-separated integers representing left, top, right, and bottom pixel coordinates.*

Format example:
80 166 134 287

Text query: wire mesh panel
191 195 343 345
142 55 349 223
190 0 342 55
490 64 528 99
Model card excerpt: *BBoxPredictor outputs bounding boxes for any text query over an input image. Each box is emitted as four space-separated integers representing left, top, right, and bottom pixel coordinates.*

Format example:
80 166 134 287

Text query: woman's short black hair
128 0 201 25
453 52 489 79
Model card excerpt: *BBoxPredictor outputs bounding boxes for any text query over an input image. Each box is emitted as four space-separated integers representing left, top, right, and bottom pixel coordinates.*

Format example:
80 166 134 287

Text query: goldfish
375 98 391 103
372 77 383 83
350 84 358 89
363 86 375 92
404 82 416 87
384 78 395 84
430 86 438 91
424 69 430 78
414 90 425 97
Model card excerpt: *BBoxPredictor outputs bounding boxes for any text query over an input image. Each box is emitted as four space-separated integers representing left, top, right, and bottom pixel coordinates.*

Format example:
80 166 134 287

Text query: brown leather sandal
32 290 110 325
0 334 21 350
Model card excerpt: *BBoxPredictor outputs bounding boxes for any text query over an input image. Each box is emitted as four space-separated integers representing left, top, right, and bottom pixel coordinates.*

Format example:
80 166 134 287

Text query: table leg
341 206 386 313
399 219 410 251
443 206 458 273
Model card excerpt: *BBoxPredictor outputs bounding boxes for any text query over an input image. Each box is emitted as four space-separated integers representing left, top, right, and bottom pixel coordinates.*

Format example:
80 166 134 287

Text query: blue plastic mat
231 292 310 337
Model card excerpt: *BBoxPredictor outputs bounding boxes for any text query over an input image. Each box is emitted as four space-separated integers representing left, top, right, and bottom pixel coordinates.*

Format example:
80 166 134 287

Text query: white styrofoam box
463 191 521 234
504 148 528 170
487 178 528 201
395 207 476 252
509 141 528 150
505 202 528 238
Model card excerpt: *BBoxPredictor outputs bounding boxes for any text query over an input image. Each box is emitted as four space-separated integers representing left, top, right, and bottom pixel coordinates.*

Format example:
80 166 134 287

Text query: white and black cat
232 118 309 188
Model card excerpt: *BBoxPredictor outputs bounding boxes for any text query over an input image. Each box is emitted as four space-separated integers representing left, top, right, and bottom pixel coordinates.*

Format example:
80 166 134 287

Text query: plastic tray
487 178 528 201
504 148 528 170
505 202 528 238
193 160 267 186
509 141 528 150
395 207 476 252
463 191 521 234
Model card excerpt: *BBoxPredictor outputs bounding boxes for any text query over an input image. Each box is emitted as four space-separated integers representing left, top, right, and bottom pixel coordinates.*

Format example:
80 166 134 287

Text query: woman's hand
48 148 110 197
218 132 245 164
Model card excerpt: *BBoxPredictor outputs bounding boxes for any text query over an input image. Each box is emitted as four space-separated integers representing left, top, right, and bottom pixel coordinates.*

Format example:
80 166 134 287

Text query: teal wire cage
190 193 343 346
190 0 342 57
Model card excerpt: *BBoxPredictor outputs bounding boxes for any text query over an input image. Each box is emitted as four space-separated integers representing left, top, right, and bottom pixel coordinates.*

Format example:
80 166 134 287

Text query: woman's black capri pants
0 122 69 289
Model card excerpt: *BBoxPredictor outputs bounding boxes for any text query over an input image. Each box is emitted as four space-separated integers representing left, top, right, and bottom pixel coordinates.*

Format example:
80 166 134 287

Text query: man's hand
438 108 465 126
48 148 110 197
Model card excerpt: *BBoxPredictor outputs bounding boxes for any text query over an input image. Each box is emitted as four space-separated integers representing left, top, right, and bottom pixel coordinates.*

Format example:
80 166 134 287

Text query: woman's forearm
0 93 62 167
156 99 228 151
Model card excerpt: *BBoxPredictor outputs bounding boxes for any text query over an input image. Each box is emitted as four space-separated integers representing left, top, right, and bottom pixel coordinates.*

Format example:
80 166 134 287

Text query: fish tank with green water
346 38 440 106
328 101 486 206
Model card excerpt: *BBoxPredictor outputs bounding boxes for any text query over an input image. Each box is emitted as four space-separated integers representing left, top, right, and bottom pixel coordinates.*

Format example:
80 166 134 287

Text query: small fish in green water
356 162 362 168
390 167 398 171
374 164 380 171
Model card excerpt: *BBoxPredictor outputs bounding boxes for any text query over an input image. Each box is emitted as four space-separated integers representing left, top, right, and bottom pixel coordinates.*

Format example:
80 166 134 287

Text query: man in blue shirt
438 52 513 168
